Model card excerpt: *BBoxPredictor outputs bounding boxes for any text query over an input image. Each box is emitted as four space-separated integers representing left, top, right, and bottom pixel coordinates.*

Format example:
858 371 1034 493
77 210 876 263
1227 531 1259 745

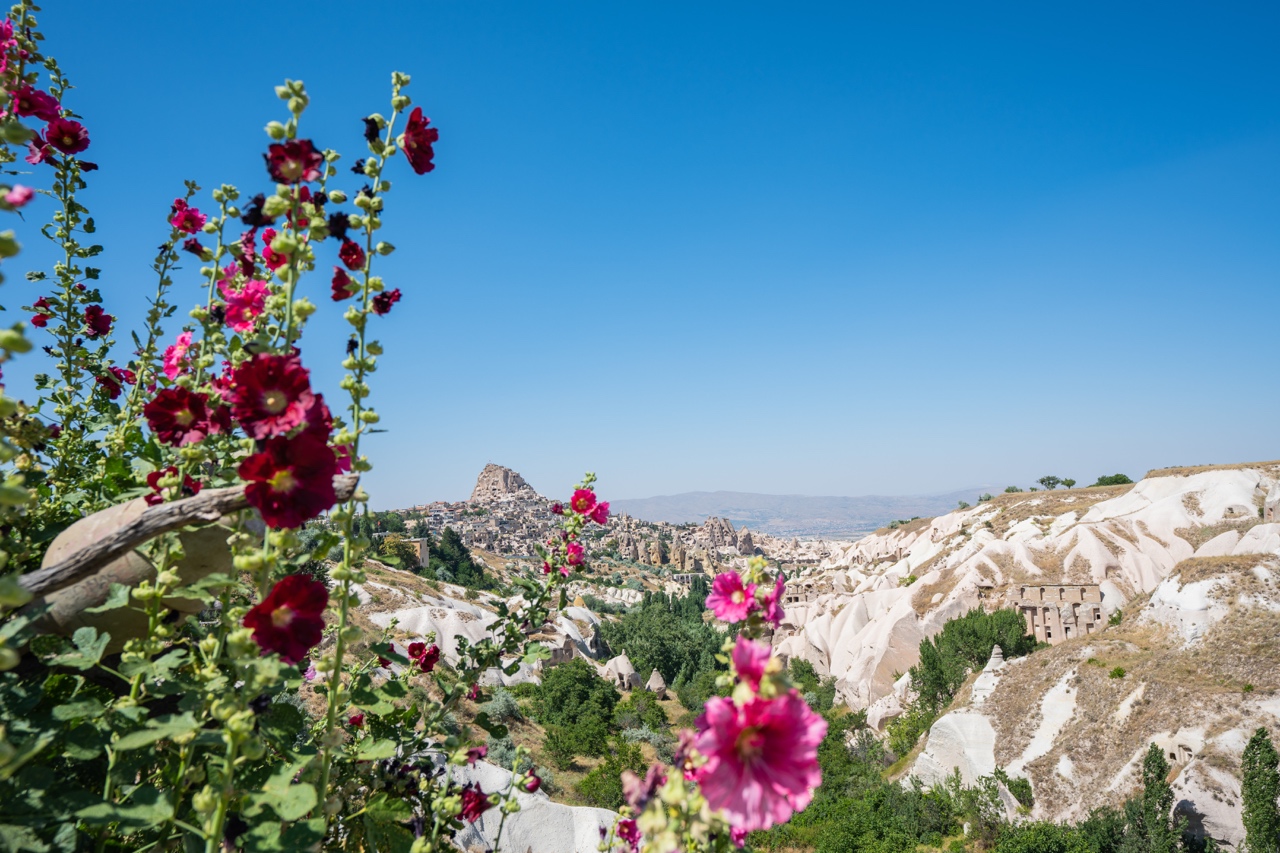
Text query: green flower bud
0 330 32 354
328 190 348 204
375 242 395 256
262 194 291 218
265 121 288 140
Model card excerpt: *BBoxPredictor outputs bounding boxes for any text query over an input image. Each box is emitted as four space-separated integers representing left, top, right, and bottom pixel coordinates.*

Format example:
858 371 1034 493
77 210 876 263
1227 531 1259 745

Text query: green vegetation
979 493 994 503
574 740 646 809
1243 728 1280 853
1005 485 1024 493
887 609 1035 756
1110 667 1127 679
534 658 620 763
596 578 726 688
957 500 971 510
1093 474 1134 486
417 526 491 588
1038 475 1064 491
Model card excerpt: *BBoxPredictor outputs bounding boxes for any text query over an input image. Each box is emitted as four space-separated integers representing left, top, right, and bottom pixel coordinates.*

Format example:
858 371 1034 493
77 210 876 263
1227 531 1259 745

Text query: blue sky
11 2 1279 507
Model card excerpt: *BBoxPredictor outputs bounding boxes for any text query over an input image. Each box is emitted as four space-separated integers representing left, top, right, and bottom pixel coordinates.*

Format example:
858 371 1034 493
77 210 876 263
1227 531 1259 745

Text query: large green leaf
355 739 397 760
76 786 173 829
113 713 199 750
49 628 108 671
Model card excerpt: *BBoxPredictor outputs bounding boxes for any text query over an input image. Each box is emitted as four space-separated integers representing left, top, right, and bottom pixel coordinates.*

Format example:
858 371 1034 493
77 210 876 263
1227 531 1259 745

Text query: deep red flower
523 771 541 793
30 296 52 328
144 387 225 446
43 118 90 155
182 237 206 256
83 305 112 337
401 107 439 175
616 819 641 849
330 267 353 301
264 138 323 184
371 288 400 316
260 228 288 271
348 712 365 728
467 683 481 701
570 489 596 515
169 198 207 234
416 643 440 673
238 433 338 529
14 86 60 121
407 641 426 660
550 502 564 515
96 366 136 400
228 353 316 439
338 239 365 270
241 574 329 664
144 466 202 506
377 656 392 668
459 785 491 823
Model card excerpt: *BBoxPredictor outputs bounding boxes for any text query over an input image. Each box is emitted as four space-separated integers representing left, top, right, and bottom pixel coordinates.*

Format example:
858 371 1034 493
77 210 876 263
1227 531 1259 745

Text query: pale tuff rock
737 527 756 556
602 652 641 690
645 668 667 698
969 645 1005 706
469 463 539 502
914 711 999 786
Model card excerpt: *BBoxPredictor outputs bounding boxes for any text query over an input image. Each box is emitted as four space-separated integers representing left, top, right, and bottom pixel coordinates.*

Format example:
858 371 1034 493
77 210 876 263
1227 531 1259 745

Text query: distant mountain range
611 487 999 540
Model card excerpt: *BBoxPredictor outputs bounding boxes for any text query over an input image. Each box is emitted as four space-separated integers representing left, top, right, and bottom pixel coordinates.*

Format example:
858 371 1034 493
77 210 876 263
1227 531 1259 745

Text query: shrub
575 740 646 809
1005 485 1023 493
1108 609 1123 627
1109 667 1127 679
957 500 971 509
978 493 994 503
486 734 533 772
899 574 918 587
1093 473 1134 486
480 686 522 722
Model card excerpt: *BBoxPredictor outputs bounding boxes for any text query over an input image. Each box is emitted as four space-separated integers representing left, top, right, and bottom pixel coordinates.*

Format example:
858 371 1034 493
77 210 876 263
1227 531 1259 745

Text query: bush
1109 667 1127 679
1093 474 1134 486
622 726 675 762
1108 609 1123 627
978 493 994 503
957 500 971 510
480 687 522 722
899 574 918 587
614 691 670 731
1004 485 1023 493
575 740 646 809
486 735 533 772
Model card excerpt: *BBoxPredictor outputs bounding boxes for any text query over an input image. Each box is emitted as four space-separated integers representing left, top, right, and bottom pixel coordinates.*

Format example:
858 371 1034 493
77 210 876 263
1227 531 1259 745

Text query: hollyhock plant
30 296 52 328
565 541 584 567
590 501 610 525
143 466 202 506
570 488 596 514
228 353 316 439
616 819 641 849
260 227 288 271
25 138 48 165
694 691 827 833
181 237 205 256
730 635 773 693
162 330 194 379
459 785 491 823
144 387 226 446
169 198 207 233
401 107 439 174
465 745 487 765
706 571 758 623
761 572 786 629
238 433 338 528
409 642 440 673
96 366 135 400
265 138 323 183
371 287 400 316
220 278 269 333
43 117 90 154
348 712 364 728
14 85 60 121
241 574 329 664
83 304 112 337
4 185 33 208
330 267 353 301
338 238 365 270
523 771 541 793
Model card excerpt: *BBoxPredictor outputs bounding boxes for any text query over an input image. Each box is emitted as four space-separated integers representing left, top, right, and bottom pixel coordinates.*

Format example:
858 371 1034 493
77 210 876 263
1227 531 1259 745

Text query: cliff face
771 462 1280 846
469 463 540 502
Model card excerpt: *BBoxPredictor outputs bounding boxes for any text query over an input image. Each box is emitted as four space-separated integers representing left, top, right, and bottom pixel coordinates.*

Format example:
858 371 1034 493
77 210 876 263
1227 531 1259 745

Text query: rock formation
470 463 539 502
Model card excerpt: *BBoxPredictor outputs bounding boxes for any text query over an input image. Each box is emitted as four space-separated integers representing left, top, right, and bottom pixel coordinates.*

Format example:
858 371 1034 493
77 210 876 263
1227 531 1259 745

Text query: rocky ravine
773 461 1280 846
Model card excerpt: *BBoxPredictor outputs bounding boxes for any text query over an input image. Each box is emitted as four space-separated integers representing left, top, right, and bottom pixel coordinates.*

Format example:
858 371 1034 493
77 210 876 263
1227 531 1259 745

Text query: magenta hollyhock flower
371 287 400 316
459 785 491 823
706 572 758 623
4 185 33 208
348 712 365 728
238 433 338 529
30 296 52 328
162 330 193 380
169 198 207 234
43 118 90 155
569 488 596 514
303 663 318 682
407 641 427 660
24 138 48 165
401 107 439 175
467 683 481 701
590 501 610 525
144 387 226 446
14 86 60 122
83 305 112 337
694 691 826 832
228 353 316 439
96 366 136 401
338 239 365 271
616 819 641 849
565 541 584 566
466 745 487 765
330 267 353 301
761 573 786 629
731 636 772 693
523 770 541 793
731 827 749 848
265 138 323 183
621 764 666 811
241 574 329 664
259 228 288 271
219 278 269 333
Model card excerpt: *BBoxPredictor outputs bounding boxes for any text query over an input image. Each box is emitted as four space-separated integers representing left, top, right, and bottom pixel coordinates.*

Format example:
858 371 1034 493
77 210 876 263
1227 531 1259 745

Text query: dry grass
981 485 1134 539
872 516 935 537
912 565 965 615
1174 517 1267 551
1171 554 1276 585
1145 460 1280 479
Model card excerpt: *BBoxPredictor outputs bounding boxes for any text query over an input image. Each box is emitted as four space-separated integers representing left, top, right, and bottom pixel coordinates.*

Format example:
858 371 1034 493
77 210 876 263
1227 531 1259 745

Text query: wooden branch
18 473 359 597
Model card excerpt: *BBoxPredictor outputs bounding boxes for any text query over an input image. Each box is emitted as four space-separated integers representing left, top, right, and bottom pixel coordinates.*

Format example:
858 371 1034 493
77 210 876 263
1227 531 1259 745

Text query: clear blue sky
12 2 1280 507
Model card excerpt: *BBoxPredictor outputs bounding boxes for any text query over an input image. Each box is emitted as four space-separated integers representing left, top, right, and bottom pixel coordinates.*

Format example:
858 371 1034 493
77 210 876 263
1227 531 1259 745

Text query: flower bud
375 242 395 256
328 190 348 204
0 330 32 354
265 121 288 140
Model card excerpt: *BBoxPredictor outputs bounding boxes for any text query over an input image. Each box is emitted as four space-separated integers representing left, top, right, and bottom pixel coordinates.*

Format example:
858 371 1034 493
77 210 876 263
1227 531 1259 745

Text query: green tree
1135 743 1182 853
1005 485 1024 493
1062 478 1077 489
1243 728 1280 853
426 527 489 588
1094 474 1134 486
537 659 620 758
1038 475 1063 491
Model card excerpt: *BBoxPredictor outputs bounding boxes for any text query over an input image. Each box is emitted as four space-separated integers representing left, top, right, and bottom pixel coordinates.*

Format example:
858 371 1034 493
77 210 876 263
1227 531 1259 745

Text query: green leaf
362 793 415 853
83 583 130 614
113 713 199 750
48 627 108 671
252 758 318 822
76 785 173 828
355 739 397 760
473 712 508 740
0 823 52 852
51 698 105 721
350 683 394 715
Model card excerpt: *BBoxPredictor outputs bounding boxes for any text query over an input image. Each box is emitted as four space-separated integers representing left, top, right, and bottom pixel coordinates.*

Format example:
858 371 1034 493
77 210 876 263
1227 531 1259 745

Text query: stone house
1012 584 1104 645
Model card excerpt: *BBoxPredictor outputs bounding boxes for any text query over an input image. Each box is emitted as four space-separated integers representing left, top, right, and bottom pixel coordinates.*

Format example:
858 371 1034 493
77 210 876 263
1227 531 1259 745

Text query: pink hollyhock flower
169 198 207 234
14 86 60 122
731 636 772 693
83 304 112 337
694 691 826 832
761 572 786 629
348 712 365 728
621 764 666 811
338 238 365 270
459 785 491 823
303 663 318 681
259 228 288 271
4 185 33 208
330 267 353 301
590 501 610 525
569 488 596 514
467 683 481 701
265 138 323 184
706 572 758 623
24 138 48 165
43 118 90 155
616 819 641 849
402 107 440 175
219 278 269 333
466 745 487 765
241 574 329 664
731 827 749 848
371 287 401 316
162 330 193 380
565 541 584 566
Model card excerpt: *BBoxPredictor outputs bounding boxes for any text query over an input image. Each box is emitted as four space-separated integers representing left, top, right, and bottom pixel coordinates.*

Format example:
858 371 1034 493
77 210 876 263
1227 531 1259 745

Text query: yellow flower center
736 726 765 759
269 469 297 494
174 408 194 426
731 590 745 605
271 606 294 629
262 389 289 414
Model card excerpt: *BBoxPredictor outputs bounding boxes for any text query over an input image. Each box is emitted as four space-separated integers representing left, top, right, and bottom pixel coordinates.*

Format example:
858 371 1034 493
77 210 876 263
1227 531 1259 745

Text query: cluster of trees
888 609 1037 756
1003 474 1132 494
415 527 491 588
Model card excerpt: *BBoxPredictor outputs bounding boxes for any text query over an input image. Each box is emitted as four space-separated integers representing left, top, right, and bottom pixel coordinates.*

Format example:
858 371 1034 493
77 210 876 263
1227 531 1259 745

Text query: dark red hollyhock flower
362 117 380 143
144 465 202 506
238 433 338 529
402 107 439 175
240 194 273 227
83 304 113 337
14 86 60 122
327 211 350 241
467 683 481 701
43 118 90 155
30 296 52 328
348 712 365 728
265 139 323 184
228 353 316 439
550 502 564 515
338 239 365 271
465 745 487 765
331 267 353 301
416 644 440 673
182 237 205 256
79 161 99 172
241 574 329 664
96 366 136 400
523 771 541 793
459 785 491 823
144 387 226 446
237 229 259 276
407 641 427 660
371 288 401 316
377 656 392 668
